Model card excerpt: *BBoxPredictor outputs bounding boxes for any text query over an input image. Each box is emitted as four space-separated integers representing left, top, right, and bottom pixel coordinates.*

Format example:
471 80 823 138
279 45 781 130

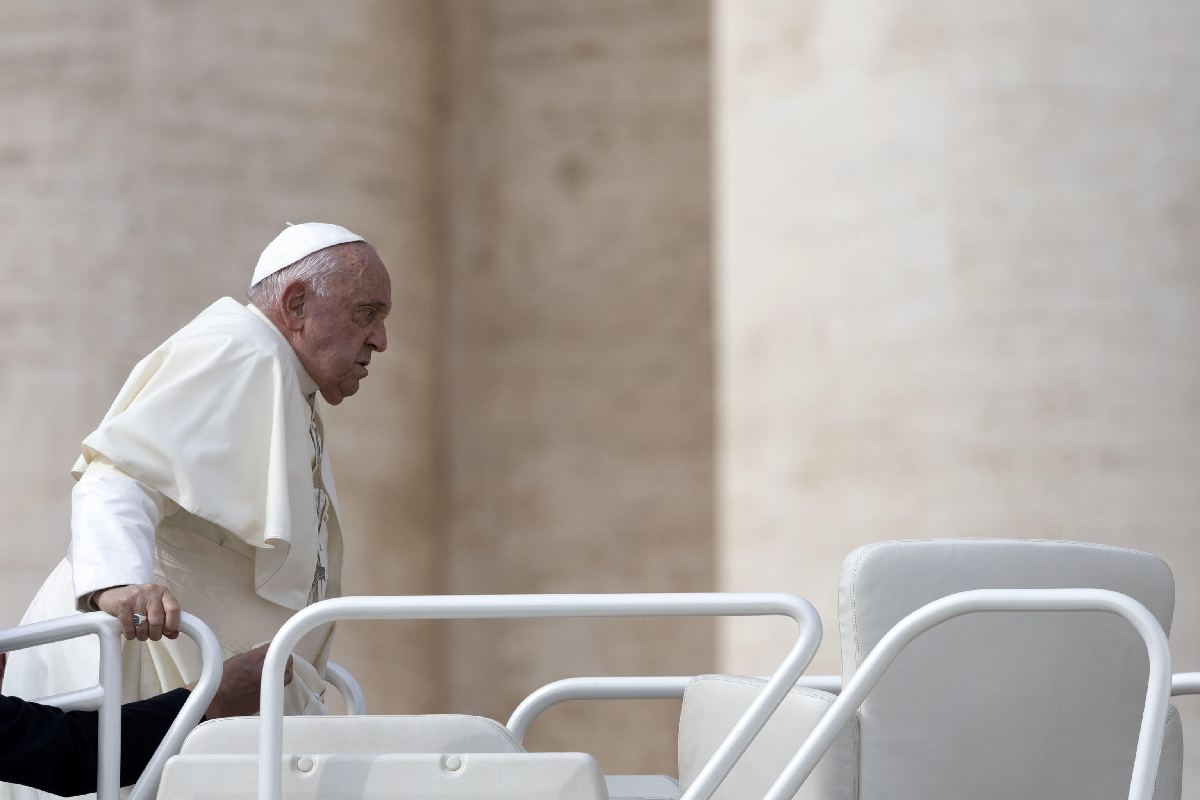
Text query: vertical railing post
94 620 124 800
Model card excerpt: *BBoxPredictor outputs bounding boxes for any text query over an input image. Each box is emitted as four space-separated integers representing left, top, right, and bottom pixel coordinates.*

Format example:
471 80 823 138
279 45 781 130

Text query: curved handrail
34 684 107 712
506 674 844 744
127 612 223 800
258 592 821 800
6 612 222 800
508 676 692 743
325 659 367 715
508 666 1199 770
1 613 125 800
1172 672 1200 696
761 588 1172 800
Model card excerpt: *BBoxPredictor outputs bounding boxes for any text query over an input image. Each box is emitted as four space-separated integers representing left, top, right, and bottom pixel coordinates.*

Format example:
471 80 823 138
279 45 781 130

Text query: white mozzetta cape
70 297 341 611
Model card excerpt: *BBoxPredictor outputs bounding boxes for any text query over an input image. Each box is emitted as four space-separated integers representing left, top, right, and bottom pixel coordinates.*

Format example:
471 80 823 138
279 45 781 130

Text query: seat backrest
159 753 607 799
677 675 858 800
165 717 609 799
181 714 523 755
840 539 1178 800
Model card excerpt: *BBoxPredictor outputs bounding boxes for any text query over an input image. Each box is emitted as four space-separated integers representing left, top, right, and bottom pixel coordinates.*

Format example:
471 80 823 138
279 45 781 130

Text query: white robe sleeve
69 457 175 610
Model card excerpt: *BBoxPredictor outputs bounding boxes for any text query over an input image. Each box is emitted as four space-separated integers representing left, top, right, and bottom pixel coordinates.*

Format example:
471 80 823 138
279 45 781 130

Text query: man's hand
94 584 181 641
202 644 294 720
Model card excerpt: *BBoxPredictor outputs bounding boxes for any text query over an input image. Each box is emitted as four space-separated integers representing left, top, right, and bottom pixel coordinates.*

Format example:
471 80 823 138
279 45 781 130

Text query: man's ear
280 281 307 332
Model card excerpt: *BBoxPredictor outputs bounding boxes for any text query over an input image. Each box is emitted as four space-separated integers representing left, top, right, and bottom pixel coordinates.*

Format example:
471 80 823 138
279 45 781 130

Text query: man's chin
322 379 362 405
319 388 345 405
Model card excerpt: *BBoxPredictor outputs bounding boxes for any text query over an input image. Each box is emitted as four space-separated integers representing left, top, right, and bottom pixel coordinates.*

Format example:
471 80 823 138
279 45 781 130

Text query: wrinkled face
291 243 391 405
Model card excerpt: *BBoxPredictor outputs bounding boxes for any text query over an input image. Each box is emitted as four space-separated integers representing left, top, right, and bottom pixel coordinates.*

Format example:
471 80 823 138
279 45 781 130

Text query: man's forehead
333 247 391 306
331 241 381 269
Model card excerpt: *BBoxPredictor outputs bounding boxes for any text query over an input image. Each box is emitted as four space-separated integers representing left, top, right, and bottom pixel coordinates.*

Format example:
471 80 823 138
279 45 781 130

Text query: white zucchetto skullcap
251 222 365 287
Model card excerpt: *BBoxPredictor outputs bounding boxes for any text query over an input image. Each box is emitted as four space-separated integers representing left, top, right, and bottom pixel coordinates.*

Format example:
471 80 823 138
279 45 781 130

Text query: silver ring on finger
132 613 148 627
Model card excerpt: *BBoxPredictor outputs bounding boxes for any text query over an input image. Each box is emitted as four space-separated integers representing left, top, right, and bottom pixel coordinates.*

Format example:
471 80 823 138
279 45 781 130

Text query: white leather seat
678 539 1182 800
169 718 680 800
180 714 523 755
178 716 682 799
159 753 608 799
162 715 607 799
843 539 1181 800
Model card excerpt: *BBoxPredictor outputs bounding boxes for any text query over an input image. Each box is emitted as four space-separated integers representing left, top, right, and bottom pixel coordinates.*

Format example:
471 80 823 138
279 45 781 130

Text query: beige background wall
439 0 713 773
1 0 1197 787
715 0 1200 788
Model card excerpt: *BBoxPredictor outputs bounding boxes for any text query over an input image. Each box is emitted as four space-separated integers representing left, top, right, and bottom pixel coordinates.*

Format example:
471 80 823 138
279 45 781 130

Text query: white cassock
1 298 344 799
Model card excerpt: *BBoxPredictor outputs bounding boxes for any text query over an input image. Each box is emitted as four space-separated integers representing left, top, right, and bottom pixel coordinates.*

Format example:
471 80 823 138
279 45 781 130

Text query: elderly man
2 224 389 790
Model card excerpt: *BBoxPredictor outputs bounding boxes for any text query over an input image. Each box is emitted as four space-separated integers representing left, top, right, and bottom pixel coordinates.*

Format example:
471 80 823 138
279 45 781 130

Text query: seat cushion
839 539 1176 800
678 675 858 800
181 714 523 755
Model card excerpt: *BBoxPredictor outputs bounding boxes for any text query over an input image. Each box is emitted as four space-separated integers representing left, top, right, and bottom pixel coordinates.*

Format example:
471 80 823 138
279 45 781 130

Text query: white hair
247 245 348 311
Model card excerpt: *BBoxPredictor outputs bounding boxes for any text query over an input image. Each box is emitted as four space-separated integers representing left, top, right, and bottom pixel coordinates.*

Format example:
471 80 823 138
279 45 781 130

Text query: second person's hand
200 644 294 719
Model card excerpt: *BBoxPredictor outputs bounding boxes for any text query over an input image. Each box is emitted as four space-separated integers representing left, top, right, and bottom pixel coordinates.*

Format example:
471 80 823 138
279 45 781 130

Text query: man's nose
368 323 387 352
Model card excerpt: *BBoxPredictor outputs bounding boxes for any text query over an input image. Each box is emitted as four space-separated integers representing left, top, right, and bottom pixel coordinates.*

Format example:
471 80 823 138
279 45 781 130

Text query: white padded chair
678 539 1183 800
159 714 608 799
162 712 678 799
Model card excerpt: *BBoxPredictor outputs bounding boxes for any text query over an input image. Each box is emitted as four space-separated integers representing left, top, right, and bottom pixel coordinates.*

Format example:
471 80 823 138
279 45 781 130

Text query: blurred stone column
715 0 1200 786
440 0 715 775
0 0 443 712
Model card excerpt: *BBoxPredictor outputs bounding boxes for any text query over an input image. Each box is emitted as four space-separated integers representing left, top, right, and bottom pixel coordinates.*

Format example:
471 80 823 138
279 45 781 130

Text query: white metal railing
126 613 222 800
0 611 221 800
506 674 841 744
324 659 367 715
761 588 1172 800
508 667 1197 747
35 683 109 713
508 676 691 743
258 592 821 800
1172 673 1200 695
1 614 123 799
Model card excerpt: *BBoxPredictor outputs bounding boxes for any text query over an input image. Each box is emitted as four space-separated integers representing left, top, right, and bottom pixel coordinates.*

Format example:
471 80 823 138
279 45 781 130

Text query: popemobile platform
2 539 1196 800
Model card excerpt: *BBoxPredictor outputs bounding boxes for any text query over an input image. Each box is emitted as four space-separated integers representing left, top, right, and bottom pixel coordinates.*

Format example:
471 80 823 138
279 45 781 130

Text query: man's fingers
133 602 150 641
162 591 181 640
146 595 165 641
96 585 183 642
117 600 136 640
